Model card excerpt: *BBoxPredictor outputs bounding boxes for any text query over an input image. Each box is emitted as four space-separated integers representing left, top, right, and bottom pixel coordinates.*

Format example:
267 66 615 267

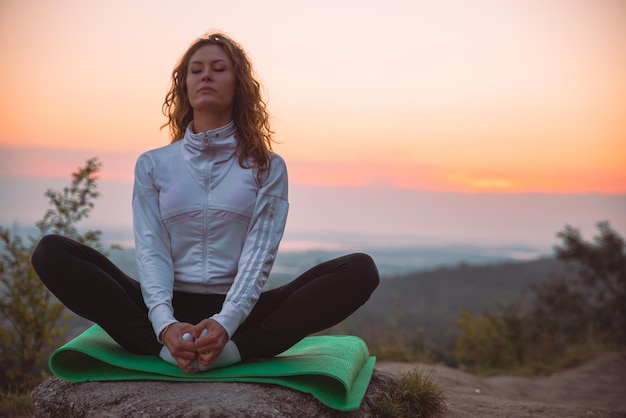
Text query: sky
1 0 625 250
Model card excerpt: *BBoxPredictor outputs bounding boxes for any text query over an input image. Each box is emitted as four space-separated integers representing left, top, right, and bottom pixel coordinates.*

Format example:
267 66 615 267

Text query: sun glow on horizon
2 143 624 194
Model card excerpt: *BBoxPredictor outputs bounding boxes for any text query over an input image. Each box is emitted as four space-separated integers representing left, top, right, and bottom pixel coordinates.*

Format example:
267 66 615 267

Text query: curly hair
162 33 274 174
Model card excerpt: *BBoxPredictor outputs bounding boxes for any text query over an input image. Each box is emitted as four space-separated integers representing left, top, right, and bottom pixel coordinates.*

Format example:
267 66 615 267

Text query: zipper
202 132 210 284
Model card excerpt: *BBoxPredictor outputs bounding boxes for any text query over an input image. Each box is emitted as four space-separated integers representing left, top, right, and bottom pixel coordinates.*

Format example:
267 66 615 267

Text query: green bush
0 158 105 393
453 222 625 376
454 303 528 375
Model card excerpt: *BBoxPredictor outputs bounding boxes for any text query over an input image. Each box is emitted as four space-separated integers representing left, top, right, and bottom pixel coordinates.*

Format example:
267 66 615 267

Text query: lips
198 86 215 94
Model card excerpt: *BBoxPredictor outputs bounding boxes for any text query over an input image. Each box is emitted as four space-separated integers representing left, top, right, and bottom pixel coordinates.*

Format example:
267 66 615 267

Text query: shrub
373 367 448 418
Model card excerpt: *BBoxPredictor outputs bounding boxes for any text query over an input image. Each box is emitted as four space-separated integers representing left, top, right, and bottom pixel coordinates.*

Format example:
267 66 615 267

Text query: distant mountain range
107 243 552 285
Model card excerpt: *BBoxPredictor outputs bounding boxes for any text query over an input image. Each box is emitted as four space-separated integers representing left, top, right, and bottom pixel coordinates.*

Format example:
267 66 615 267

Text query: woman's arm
132 152 178 341
210 153 289 338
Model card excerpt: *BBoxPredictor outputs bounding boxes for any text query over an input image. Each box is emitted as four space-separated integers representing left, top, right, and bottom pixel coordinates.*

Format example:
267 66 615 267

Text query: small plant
0 158 105 393
373 367 448 418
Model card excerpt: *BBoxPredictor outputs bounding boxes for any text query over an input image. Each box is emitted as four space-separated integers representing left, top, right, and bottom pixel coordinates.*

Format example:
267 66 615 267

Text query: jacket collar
184 121 237 151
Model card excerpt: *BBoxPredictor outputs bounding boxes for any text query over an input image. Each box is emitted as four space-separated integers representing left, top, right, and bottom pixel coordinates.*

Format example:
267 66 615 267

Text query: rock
32 369 399 417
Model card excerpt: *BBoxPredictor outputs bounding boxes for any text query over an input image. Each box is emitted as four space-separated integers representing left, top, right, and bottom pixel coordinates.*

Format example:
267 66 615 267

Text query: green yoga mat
49 325 375 411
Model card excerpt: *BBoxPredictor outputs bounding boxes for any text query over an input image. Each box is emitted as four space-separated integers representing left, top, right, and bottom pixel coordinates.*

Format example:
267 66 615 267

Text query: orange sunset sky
1 0 625 253
1 0 624 194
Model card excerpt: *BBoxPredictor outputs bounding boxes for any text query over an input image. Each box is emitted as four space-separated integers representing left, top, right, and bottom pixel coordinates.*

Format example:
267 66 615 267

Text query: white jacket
132 121 289 340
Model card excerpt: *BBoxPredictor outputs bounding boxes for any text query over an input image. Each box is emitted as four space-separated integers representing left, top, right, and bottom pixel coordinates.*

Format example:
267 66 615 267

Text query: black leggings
31 234 379 360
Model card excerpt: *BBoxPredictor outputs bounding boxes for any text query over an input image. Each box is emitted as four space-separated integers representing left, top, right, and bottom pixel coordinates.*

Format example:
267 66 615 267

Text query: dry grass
372 367 448 418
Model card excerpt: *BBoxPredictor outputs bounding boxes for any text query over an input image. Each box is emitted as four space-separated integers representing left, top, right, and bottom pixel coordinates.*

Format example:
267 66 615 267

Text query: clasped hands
162 318 228 373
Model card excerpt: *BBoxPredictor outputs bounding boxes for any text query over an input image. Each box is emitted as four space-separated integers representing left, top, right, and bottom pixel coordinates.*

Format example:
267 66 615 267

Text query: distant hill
107 243 551 287
335 257 569 349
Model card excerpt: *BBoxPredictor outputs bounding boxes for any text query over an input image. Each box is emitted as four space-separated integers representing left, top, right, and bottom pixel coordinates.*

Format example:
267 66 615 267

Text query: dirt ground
376 351 626 418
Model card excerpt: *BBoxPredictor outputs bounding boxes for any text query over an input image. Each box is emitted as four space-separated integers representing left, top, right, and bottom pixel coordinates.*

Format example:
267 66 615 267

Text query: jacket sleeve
210 154 289 338
132 152 177 341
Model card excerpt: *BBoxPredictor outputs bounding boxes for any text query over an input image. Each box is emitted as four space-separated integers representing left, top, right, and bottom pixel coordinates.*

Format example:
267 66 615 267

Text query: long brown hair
162 33 274 174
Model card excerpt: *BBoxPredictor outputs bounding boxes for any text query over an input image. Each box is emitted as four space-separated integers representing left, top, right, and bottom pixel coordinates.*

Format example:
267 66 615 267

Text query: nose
201 70 213 82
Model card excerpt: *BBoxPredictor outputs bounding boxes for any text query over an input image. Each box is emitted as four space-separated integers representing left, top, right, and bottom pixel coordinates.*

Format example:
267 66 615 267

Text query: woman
31 33 379 373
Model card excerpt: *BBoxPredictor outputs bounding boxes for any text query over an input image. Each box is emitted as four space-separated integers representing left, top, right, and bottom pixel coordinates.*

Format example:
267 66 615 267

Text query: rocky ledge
32 369 399 417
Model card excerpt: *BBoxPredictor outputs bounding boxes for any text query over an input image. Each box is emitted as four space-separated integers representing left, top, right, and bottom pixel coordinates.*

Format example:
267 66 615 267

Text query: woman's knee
345 252 380 293
31 234 71 270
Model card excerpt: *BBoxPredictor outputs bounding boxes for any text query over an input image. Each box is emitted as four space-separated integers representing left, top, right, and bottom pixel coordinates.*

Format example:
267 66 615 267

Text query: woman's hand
192 318 228 367
161 322 199 373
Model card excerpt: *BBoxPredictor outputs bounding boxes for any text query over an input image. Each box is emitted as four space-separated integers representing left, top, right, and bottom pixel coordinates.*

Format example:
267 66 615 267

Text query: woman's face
186 44 236 117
